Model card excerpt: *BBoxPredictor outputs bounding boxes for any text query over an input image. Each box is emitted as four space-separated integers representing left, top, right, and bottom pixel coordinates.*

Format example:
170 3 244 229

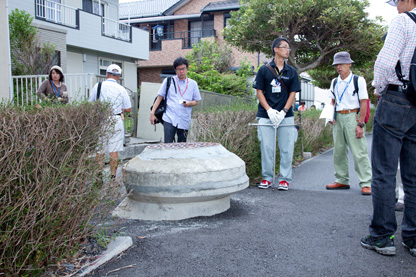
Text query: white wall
123 61 137 93
1 0 11 103
137 82 164 141
67 52 83 73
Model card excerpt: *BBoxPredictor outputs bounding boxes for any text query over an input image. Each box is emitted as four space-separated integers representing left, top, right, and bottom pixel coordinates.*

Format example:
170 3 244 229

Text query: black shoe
360 235 396 256
402 238 416 257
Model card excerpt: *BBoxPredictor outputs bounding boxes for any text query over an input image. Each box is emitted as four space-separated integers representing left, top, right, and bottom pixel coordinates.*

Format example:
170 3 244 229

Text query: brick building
120 0 264 86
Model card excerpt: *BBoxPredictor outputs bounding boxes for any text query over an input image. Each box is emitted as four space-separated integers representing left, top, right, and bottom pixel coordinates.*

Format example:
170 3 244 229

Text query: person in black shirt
253 37 301 190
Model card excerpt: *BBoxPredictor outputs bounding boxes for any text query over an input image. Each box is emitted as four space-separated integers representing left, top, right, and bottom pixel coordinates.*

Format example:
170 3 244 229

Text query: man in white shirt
89 64 132 179
326 51 372 195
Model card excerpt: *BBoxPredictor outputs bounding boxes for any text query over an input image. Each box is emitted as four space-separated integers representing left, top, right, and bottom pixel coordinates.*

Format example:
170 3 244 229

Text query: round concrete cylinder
113 142 249 220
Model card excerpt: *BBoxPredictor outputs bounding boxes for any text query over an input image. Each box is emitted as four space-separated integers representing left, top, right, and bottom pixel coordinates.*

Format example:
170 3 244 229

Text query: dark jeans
163 121 188 143
369 89 416 240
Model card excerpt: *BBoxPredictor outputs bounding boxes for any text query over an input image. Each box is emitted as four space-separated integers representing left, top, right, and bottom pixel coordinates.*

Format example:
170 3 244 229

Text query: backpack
332 75 371 123
395 11 416 106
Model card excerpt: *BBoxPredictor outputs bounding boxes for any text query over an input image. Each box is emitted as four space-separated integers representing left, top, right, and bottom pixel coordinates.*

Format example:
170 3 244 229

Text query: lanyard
51 81 61 98
274 68 284 81
176 77 188 98
336 74 353 104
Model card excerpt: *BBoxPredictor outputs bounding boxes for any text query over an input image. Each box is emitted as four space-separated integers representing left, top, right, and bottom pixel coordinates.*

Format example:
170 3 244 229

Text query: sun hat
332 51 354 66
106 64 122 75
50 65 64 75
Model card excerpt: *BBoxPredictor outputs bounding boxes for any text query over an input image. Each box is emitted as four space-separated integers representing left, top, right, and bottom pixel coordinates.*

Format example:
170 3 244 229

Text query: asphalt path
90 134 416 276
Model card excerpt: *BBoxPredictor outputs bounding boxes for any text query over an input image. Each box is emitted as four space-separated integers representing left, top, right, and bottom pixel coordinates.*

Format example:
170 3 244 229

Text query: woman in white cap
37 65 68 105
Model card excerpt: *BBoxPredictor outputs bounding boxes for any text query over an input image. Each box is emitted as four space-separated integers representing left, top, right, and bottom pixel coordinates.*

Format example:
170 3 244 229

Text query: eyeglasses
387 0 398 6
277 47 291 51
176 66 188 72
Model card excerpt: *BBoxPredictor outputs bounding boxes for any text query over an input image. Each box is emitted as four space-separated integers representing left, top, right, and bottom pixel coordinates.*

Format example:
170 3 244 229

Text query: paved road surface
90 134 416 276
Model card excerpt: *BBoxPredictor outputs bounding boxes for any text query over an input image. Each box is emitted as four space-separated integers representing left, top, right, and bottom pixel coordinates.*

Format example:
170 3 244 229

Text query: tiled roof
201 0 240 12
119 0 182 19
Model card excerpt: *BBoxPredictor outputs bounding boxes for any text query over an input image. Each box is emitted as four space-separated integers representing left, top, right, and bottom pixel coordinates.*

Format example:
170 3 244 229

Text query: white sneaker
278 181 289 191
258 180 272 189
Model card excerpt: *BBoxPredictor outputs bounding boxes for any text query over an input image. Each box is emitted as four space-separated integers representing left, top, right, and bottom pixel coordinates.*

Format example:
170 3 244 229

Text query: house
7 0 149 94
119 0 263 86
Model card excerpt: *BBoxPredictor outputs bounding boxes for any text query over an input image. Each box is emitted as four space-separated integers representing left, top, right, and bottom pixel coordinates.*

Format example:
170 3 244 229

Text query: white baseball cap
106 64 122 75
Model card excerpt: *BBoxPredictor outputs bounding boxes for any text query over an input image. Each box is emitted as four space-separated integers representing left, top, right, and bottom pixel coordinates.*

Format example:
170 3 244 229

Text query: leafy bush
0 102 119 275
186 39 253 98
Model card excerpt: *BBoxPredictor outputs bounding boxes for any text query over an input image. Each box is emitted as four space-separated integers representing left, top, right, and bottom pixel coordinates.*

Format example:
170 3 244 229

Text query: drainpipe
6 0 13 103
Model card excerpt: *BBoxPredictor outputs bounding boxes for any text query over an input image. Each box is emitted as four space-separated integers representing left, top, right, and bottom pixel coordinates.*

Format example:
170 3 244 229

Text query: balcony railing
35 0 78 28
150 29 216 50
102 17 132 42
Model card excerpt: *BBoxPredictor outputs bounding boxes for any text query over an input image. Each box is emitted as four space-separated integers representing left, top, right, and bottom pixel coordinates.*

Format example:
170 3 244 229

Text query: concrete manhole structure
113 142 249 221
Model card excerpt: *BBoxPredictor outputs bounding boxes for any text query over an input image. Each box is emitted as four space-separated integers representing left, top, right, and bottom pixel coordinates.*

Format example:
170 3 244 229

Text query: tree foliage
185 39 253 97
224 0 386 88
9 9 56 75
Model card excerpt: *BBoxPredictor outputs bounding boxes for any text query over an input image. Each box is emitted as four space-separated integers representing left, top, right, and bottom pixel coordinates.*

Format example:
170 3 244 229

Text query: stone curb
78 236 133 276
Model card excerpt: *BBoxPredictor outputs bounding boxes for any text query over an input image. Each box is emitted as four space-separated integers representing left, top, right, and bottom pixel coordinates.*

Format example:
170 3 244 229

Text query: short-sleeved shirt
329 72 368 111
89 79 132 114
158 75 201 130
253 59 301 118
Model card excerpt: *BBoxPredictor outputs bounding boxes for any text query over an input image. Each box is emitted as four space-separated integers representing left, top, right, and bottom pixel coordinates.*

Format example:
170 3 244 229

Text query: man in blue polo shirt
253 37 301 190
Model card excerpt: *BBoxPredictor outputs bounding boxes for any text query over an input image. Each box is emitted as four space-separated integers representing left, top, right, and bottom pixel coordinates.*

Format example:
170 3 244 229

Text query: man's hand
150 113 157 125
267 108 280 127
356 125 364 138
275 110 286 126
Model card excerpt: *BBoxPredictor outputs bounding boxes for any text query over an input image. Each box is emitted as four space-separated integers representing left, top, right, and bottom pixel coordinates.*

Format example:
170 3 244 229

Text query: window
45 0 61 23
83 0 105 16
99 58 122 76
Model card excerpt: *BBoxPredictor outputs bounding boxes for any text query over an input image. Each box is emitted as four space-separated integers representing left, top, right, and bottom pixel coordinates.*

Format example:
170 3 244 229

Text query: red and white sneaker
278 181 289 191
258 180 272 189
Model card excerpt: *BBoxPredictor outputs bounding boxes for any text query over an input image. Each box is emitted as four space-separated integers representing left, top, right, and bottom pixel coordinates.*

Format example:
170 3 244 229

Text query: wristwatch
357 122 365 128
283 108 289 113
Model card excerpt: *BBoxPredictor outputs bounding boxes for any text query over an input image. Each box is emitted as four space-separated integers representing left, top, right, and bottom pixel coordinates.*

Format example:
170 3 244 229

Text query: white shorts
100 115 124 154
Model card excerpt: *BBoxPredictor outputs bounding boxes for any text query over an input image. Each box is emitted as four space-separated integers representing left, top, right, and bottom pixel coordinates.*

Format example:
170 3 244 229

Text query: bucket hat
332 51 354 66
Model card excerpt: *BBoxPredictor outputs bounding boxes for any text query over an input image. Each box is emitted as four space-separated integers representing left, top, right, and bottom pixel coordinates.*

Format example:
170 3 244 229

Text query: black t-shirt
253 59 301 118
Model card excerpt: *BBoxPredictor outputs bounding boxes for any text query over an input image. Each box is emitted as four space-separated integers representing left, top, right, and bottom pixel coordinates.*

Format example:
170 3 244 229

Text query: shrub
191 105 335 182
0 102 119 275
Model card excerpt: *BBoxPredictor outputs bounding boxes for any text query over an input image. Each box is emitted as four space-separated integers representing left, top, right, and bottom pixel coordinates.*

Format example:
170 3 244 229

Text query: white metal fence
12 73 138 137
35 0 78 28
12 73 96 106
102 17 131 42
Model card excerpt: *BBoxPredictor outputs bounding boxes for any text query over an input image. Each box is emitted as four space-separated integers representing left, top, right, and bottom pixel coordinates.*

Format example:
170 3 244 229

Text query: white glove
267 108 280 127
275 110 286 126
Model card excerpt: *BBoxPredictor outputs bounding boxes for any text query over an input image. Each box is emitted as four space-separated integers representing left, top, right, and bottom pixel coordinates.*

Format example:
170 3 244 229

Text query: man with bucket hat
360 0 416 257
89 64 131 180
326 51 372 195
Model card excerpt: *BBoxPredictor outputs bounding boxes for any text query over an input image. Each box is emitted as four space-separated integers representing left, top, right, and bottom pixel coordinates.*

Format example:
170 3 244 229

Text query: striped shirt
373 8 416 95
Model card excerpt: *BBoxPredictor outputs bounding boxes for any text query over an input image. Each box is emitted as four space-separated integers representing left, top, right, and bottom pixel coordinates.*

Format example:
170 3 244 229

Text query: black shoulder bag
151 77 176 124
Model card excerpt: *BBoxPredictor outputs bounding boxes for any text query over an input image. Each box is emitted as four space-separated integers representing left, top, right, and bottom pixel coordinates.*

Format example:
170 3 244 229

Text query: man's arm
284 92 296 111
256 89 271 111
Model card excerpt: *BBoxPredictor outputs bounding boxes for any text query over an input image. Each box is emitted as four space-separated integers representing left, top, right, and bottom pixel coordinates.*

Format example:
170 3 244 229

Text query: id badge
272 85 281 93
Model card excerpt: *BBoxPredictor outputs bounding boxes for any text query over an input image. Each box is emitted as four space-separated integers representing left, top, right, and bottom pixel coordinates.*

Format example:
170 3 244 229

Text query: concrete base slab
113 195 230 221
78 236 133 276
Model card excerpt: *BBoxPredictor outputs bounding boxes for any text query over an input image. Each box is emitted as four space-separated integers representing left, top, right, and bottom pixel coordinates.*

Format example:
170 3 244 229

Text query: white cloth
329 72 368 111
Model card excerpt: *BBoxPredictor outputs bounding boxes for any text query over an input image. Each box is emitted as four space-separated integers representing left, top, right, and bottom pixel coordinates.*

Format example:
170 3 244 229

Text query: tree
185 39 253 97
9 9 56 75
224 0 386 89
